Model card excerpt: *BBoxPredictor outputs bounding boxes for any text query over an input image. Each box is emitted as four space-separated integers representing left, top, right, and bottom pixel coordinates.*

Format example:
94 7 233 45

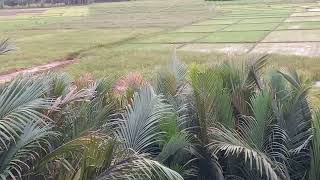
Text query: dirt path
0 8 47 16
0 60 74 83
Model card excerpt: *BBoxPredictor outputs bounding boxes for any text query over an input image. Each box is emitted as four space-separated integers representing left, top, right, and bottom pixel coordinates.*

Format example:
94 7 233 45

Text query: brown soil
178 42 320 57
0 8 47 16
178 43 255 54
251 42 320 57
0 59 74 83
262 30 320 42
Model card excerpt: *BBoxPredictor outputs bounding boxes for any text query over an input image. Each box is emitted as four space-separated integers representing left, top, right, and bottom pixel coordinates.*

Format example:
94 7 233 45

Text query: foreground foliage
0 51 319 180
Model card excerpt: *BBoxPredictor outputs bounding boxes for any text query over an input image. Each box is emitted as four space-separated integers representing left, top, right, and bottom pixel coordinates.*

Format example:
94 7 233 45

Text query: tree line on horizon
0 0 99 8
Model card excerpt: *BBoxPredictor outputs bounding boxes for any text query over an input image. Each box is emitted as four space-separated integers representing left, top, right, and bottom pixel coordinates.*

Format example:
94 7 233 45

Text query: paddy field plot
137 2 320 57
0 0 320 79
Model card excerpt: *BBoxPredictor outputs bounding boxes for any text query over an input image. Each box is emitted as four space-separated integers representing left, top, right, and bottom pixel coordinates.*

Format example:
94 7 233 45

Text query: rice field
0 0 320 79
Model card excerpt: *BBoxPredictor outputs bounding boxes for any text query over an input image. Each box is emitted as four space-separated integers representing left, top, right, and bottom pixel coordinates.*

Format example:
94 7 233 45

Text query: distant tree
2 0 91 7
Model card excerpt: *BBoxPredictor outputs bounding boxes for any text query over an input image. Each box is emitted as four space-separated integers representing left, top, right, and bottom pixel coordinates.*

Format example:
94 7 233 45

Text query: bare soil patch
250 42 320 56
178 42 320 57
292 12 320 16
0 8 47 16
0 60 74 83
307 8 320 12
178 43 255 54
285 16 320 22
262 30 320 42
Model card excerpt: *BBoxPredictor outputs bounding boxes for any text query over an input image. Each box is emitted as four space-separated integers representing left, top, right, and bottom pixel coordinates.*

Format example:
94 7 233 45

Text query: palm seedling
0 77 58 179
0 39 12 55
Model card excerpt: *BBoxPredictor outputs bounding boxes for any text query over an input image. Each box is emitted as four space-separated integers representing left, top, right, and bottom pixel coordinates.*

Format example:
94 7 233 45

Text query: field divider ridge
176 18 244 49
246 7 296 53
126 4 224 45
131 40 320 45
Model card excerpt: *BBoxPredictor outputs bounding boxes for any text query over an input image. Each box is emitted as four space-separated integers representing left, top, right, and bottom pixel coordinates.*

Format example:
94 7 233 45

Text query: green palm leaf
113 85 172 153
247 89 272 149
246 55 268 90
157 133 191 163
0 39 12 55
153 51 188 114
277 70 312 179
263 124 290 179
169 49 188 88
0 122 59 180
208 126 279 180
309 110 320 180
96 153 184 180
190 66 216 144
0 77 52 150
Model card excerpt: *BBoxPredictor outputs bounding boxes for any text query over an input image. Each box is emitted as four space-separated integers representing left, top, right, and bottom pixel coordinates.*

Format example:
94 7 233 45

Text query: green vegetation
0 0 319 79
1 44 320 179
198 31 268 42
224 23 278 31
194 19 240 25
137 33 208 43
174 25 227 33
240 17 285 23
1 0 320 178
278 21 320 30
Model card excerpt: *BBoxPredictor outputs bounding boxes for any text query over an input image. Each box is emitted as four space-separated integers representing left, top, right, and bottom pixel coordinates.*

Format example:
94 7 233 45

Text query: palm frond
309 110 320 180
267 70 288 102
95 77 115 98
157 133 191 163
278 70 312 150
217 61 247 90
96 153 183 180
78 135 117 180
46 73 72 98
0 122 59 179
34 134 116 180
50 84 95 112
263 124 290 179
190 66 221 143
208 126 279 180
0 39 12 55
246 55 268 90
113 85 172 153
215 89 235 129
247 89 272 149
279 70 312 148
169 49 188 87
154 71 179 102
61 87 116 140
278 69 302 89
0 76 52 150
153 51 188 112
272 70 312 179
37 136 94 168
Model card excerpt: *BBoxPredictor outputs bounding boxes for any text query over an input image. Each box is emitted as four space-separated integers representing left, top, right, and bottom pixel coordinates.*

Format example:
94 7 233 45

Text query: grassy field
1 0 320 80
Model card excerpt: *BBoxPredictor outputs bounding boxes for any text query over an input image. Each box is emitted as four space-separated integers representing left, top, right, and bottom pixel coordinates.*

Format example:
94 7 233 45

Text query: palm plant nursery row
0 40 319 180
